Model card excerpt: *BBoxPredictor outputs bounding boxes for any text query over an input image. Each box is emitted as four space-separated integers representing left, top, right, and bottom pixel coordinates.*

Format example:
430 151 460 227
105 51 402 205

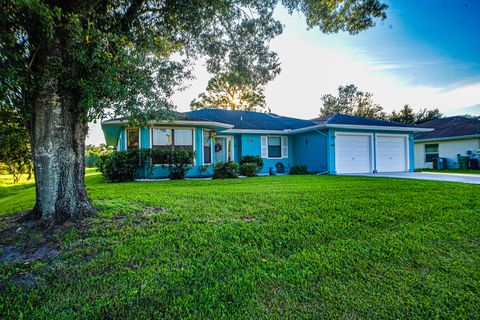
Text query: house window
152 129 172 150
151 128 193 164
203 130 211 164
425 144 439 162
173 129 193 151
268 137 281 158
126 129 139 150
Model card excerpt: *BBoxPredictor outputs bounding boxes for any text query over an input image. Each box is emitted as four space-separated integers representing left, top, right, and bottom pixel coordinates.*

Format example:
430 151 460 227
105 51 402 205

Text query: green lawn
416 168 480 174
0 173 479 319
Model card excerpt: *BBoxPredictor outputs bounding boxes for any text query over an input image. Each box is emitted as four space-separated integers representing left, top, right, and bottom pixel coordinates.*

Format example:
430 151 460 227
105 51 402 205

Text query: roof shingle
415 116 480 140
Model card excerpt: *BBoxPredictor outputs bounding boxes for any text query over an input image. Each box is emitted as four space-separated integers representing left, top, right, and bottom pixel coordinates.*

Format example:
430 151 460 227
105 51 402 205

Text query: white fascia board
324 124 433 132
223 129 291 134
289 125 327 134
414 134 480 143
101 119 233 129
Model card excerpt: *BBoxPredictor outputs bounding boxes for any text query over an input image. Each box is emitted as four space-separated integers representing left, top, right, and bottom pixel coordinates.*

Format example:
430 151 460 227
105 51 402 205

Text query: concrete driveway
343 172 480 184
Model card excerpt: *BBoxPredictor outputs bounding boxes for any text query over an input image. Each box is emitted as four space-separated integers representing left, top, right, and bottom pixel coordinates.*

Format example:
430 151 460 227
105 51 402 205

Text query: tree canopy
389 105 443 125
320 84 444 125
1 0 388 225
320 84 386 119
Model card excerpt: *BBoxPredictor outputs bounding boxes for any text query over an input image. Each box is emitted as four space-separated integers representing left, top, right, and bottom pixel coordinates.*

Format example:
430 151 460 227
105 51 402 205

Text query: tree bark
28 29 95 227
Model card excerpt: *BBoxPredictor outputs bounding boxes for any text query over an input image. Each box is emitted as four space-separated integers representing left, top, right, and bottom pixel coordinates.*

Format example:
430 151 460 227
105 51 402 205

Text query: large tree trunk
28 30 95 227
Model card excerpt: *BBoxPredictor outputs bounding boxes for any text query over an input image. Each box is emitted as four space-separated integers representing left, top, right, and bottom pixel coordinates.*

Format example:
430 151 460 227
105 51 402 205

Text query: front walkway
342 172 480 184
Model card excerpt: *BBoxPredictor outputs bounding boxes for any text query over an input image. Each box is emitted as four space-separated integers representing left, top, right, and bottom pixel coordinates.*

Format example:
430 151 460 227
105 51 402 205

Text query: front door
214 136 234 163
215 137 227 162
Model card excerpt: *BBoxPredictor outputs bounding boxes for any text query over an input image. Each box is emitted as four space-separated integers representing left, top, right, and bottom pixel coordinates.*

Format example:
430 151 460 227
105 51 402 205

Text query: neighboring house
101 109 431 178
414 116 480 169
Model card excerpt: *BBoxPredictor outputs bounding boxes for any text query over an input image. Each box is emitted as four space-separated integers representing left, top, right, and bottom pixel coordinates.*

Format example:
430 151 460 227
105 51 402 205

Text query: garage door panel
376 135 407 172
335 134 372 173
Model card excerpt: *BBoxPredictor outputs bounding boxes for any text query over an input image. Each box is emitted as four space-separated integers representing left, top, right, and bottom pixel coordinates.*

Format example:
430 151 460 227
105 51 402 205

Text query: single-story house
101 109 431 178
414 116 480 169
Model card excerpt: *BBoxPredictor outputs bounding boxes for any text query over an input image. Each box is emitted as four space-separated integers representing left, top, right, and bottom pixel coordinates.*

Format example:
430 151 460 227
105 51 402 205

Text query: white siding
414 138 480 169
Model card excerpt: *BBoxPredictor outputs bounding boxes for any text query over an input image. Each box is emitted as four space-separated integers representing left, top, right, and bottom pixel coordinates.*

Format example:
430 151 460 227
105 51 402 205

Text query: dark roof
103 109 424 131
311 114 412 127
101 110 210 124
184 109 315 130
415 116 480 140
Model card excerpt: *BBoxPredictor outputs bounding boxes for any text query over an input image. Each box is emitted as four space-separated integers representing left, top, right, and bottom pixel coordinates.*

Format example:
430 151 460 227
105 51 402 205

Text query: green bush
167 149 195 180
97 149 195 181
85 144 113 168
240 155 264 170
240 162 258 177
289 165 308 175
97 151 139 182
213 161 238 179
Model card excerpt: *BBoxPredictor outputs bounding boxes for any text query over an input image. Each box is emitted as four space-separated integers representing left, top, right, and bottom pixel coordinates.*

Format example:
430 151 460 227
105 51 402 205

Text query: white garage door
335 134 372 173
376 135 407 172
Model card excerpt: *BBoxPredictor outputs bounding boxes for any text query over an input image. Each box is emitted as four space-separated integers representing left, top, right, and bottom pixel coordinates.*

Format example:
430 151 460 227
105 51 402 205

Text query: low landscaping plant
96 150 139 182
239 155 263 177
213 161 238 179
167 149 195 180
97 149 195 181
240 155 264 170
198 164 214 177
240 162 258 177
289 165 308 175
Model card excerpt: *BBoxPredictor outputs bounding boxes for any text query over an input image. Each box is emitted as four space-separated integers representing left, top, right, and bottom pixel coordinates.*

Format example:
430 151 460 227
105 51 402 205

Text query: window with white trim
203 130 212 164
152 129 172 150
261 136 288 158
151 128 193 164
126 129 139 150
268 137 281 158
425 144 439 163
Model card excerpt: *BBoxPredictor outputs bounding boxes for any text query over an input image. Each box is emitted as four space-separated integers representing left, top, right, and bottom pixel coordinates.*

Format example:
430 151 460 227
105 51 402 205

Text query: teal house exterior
101 110 431 178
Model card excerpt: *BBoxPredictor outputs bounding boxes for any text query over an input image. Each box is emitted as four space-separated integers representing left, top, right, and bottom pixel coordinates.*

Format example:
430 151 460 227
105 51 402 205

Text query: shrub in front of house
97 150 139 182
141 148 195 180
213 161 238 179
289 165 308 175
239 155 263 177
240 155 264 170
167 149 195 180
98 149 195 181
240 162 258 177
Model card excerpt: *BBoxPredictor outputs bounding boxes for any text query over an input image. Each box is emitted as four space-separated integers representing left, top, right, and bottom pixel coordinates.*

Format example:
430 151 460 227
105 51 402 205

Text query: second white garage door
375 135 407 172
335 134 372 173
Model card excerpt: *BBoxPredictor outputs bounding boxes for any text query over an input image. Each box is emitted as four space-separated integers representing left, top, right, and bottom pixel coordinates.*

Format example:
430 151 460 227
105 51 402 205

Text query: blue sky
341 0 480 88
87 0 480 145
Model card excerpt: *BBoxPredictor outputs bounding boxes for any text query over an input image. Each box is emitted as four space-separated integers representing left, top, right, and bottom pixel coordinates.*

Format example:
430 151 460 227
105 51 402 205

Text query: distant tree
191 72 271 111
191 14 282 112
388 105 443 124
0 107 32 183
85 144 113 167
388 105 416 124
320 84 386 119
415 108 444 124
